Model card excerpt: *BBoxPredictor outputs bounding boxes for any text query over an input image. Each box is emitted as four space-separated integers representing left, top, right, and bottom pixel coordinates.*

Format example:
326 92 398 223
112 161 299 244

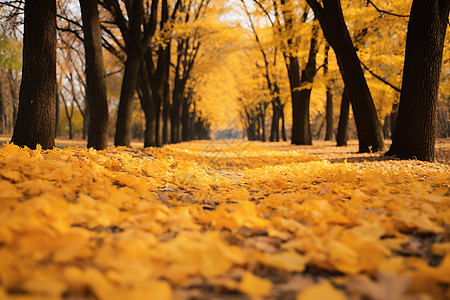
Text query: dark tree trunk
0 79 4 135
259 103 266 142
159 0 171 146
269 99 280 142
291 21 319 145
80 0 109 150
306 0 384 153
336 86 349 146
61 94 74 140
8 69 19 128
181 91 192 141
390 102 398 138
382 115 390 139
162 80 171 144
324 44 334 141
280 105 287 141
11 0 56 149
137 61 157 147
55 89 60 137
170 86 183 143
383 102 399 139
325 88 334 141
386 0 450 161
288 56 301 144
114 0 143 147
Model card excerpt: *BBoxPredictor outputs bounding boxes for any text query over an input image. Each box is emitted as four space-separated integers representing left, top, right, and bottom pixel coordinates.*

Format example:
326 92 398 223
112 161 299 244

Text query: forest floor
0 138 449 299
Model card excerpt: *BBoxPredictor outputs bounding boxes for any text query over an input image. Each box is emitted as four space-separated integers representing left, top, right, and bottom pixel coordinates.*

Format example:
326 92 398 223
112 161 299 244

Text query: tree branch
304 0 325 27
252 0 275 27
359 59 401 93
366 0 409 18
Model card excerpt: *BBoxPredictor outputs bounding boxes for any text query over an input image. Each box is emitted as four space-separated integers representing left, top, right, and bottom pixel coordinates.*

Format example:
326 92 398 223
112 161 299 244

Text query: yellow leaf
0 170 22 182
431 242 450 256
297 281 347 300
22 274 66 297
327 240 360 274
239 272 272 296
257 251 309 272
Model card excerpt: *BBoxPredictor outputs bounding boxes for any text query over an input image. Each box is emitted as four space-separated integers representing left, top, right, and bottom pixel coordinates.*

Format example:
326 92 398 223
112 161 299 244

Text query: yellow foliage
297 281 347 300
0 141 449 299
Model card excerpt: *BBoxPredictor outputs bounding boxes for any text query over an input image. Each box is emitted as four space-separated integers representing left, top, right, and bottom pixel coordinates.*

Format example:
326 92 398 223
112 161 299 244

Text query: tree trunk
137 61 157 147
324 44 334 141
259 103 266 142
114 0 143 147
306 0 384 153
162 80 171 144
325 88 334 141
181 91 192 141
291 21 319 145
80 0 109 150
0 79 4 135
288 56 302 144
11 0 56 149
269 99 280 142
55 90 60 138
336 86 349 146
386 0 450 161
280 105 287 141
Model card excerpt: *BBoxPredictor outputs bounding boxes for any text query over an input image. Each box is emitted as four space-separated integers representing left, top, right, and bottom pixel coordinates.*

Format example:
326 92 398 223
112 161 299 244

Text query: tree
0 78 4 134
80 0 109 150
336 86 349 146
323 43 333 141
291 18 319 145
386 0 450 161
305 0 384 153
171 0 210 143
11 0 56 149
112 0 144 147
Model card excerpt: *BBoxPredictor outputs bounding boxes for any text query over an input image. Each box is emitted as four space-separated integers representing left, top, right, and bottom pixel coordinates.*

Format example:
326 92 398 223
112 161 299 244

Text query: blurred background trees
0 0 448 159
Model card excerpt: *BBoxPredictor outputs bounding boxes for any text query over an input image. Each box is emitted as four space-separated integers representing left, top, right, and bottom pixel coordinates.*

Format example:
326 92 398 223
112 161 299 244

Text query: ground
0 138 449 300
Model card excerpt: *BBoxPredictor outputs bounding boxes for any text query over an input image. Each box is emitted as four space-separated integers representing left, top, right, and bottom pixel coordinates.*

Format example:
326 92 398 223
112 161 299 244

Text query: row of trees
1 0 216 149
1 0 449 161
236 0 449 161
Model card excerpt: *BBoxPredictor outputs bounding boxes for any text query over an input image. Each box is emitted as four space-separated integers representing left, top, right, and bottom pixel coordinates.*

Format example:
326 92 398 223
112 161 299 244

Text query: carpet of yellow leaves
0 141 449 300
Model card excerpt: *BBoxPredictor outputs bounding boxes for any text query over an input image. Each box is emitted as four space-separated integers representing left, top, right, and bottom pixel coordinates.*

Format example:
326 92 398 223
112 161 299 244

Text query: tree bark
0 79 4 135
162 80 171 144
80 0 109 150
269 98 281 142
336 86 349 146
288 56 301 144
324 44 334 141
137 61 157 147
55 88 60 137
280 105 287 141
11 0 56 149
291 20 319 145
114 0 143 147
386 0 450 161
306 0 384 153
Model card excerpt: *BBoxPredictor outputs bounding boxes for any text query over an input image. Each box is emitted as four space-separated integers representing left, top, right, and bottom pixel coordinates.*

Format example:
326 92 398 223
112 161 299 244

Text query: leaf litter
0 140 449 300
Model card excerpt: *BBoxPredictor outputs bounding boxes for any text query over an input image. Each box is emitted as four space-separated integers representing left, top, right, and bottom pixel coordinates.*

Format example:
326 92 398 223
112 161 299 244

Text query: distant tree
0 79 4 134
79 0 109 150
291 19 319 145
323 43 333 141
386 0 450 161
305 0 384 153
336 86 349 146
11 0 56 149
112 0 144 147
